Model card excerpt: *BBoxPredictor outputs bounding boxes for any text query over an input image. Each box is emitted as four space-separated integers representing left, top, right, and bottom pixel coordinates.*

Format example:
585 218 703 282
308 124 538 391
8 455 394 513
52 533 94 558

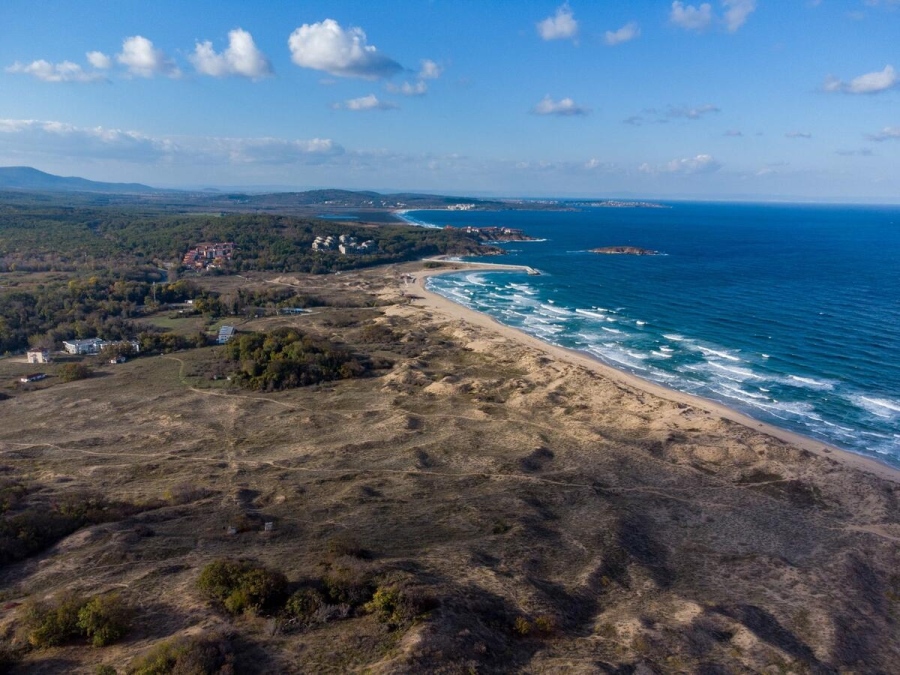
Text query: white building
26 349 51 364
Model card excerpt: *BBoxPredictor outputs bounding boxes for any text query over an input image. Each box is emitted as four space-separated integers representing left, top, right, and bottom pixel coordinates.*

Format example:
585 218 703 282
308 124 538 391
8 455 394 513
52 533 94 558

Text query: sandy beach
411 261 900 484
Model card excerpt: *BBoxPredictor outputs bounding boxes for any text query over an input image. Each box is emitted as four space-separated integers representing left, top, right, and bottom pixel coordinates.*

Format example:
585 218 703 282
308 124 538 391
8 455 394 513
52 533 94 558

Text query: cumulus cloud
640 154 722 174
824 65 898 94
532 95 590 116
190 28 272 79
334 94 397 111
604 22 641 46
722 0 757 32
5 59 107 83
724 129 743 136
866 126 900 141
86 51 112 70
418 59 442 79
670 1 755 32
537 3 579 41
785 131 812 139
288 19 402 79
117 36 180 78
670 2 713 31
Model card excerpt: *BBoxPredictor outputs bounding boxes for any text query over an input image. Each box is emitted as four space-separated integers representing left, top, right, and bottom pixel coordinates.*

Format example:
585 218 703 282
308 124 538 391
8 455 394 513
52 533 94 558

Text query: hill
0 166 157 194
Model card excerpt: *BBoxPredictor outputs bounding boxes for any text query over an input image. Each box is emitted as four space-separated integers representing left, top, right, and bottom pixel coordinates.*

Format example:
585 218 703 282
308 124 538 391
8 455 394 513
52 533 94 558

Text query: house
63 338 108 355
20 373 47 383
26 349 51 364
62 338 140 356
217 325 236 344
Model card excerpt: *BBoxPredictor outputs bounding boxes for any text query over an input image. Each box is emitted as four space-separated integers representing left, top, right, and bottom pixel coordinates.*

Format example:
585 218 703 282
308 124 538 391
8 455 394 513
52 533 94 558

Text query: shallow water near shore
409 203 900 468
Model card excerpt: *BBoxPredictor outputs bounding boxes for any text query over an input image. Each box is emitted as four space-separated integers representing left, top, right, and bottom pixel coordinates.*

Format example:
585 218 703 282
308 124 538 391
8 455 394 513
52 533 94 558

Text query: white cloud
866 126 900 141
641 154 722 174
537 3 579 41
722 0 757 32
190 28 272 80
5 59 107 83
336 94 397 111
824 65 898 94
117 36 180 78
667 103 720 118
604 22 641 46
86 51 112 70
785 131 812 139
418 59 442 80
532 95 590 116
724 129 743 136
0 118 342 165
670 2 713 31
288 19 402 79
386 80 428 96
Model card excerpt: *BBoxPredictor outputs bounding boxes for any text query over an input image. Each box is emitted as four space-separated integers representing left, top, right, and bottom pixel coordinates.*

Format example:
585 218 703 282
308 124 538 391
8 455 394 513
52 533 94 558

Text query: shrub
364 585 437 627
23 593 86 648
321 561 373 607
197 560 287 616
127 633 234 675
22 592 132 649
283 588 326 626
77 593 132 647
95 666 117 675
57 363 92 382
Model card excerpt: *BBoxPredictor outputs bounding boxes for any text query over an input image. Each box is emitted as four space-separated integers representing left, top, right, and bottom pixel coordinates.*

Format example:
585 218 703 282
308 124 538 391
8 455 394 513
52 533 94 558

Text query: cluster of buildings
446 203 477 211
62 338 141 356
311 234 377 255
182 242 236 270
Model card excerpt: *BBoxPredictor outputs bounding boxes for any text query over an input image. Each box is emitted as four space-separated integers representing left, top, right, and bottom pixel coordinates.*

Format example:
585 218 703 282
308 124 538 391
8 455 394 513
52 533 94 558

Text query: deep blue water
406 203 900 468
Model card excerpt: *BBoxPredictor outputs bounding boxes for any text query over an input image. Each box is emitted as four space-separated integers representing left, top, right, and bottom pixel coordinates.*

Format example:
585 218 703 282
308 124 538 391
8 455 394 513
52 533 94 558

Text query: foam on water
422 202 900 468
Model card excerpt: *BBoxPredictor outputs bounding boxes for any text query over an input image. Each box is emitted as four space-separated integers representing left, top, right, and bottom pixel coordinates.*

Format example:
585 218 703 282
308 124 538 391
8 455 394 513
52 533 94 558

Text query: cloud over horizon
670 1 756 32
288 19 402 79
190 28 272 79
640 153 722 174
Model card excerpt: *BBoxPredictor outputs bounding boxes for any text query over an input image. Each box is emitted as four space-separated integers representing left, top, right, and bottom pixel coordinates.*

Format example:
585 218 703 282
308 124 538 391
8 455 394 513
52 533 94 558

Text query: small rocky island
446 225 539 243
590 246 659 255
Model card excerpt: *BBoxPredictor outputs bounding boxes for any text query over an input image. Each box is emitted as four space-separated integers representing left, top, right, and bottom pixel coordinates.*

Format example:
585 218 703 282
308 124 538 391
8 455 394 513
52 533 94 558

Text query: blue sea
403 203 900 468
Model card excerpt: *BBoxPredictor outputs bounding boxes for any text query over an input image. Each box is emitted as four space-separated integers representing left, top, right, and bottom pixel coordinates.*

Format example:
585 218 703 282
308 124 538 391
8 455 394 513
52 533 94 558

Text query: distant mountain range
0 166 157 194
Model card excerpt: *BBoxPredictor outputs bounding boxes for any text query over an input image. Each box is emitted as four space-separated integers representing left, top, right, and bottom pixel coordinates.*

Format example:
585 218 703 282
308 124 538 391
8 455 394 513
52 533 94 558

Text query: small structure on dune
218 325 236 344
26 349 51 364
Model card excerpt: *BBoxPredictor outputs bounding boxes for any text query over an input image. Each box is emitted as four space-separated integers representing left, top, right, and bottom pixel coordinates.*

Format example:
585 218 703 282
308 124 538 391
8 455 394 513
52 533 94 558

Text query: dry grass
0 264 898 673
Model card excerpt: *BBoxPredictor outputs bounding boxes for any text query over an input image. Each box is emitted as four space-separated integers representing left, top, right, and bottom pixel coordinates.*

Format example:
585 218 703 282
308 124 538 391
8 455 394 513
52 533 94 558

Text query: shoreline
411 261 900 484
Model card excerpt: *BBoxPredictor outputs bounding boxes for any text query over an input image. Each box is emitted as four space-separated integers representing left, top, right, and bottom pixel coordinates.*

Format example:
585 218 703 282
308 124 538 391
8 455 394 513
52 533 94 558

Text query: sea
400 203 900 469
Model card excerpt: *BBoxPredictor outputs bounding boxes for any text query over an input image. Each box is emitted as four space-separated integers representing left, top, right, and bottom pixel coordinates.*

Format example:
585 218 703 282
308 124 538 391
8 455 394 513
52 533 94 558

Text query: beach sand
410 261 900 484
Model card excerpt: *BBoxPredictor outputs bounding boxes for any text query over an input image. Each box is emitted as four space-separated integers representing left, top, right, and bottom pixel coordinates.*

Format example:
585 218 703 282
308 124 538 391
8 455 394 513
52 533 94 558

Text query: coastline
411 261 900 484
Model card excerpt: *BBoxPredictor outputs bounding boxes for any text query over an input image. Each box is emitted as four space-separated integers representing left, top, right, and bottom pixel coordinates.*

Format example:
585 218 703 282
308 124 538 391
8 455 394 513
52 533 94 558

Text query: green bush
365 585 437 627
322 562 373 607
127 634 234 675
23 593 85 648
23 592 131 649
283 588 325 625
57 362 92 383
77 593 132 647
197 560 287 616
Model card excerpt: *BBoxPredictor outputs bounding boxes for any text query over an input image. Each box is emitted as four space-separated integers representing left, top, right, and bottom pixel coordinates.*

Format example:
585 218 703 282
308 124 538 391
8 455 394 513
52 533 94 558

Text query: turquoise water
407 203 900 467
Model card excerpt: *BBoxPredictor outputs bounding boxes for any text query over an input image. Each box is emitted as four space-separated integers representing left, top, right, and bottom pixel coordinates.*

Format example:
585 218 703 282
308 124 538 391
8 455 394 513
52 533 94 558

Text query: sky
0 1 898 202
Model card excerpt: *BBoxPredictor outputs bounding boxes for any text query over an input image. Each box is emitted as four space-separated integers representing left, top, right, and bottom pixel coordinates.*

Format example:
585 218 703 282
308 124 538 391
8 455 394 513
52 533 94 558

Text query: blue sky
1 1 898 201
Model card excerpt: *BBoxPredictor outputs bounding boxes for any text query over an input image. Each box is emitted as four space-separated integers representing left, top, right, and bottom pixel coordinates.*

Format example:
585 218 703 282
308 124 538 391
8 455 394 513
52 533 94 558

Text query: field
0 264 898 673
